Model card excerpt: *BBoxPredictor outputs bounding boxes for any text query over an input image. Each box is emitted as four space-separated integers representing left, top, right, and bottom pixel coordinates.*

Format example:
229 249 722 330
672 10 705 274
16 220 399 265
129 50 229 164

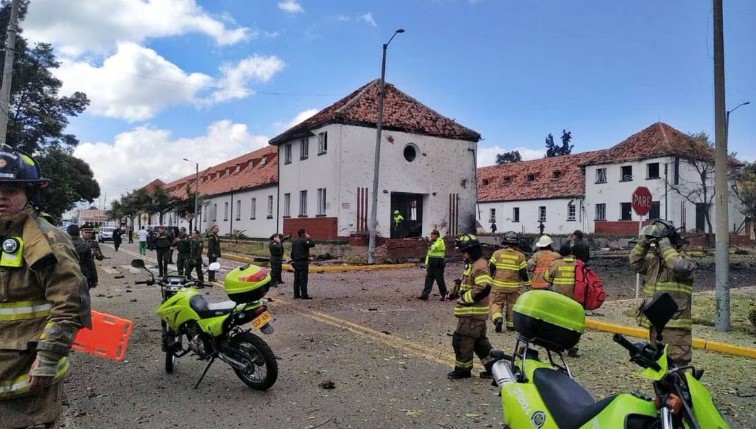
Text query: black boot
494 318 503 333
479 361 494 379
447 367 472 379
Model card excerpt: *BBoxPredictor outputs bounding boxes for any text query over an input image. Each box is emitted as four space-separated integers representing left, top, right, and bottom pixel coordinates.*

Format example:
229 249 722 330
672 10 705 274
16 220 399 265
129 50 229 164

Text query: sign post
632 187 653 300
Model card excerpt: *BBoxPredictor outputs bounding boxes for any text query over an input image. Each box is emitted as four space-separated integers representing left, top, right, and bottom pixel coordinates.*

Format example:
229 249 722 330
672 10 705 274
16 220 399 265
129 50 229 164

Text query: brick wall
594 220 654 235
283 217 338 240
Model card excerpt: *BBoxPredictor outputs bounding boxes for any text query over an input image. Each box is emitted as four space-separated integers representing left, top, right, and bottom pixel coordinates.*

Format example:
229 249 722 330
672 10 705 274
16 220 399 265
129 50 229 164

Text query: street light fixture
368 28 405 265
183 158 200 231
725 101 750 143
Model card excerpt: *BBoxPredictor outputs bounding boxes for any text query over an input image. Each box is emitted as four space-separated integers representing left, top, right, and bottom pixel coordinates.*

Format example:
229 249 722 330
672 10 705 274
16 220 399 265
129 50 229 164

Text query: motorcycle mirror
131 259 145 269
642 292 678 338
208 262 221 271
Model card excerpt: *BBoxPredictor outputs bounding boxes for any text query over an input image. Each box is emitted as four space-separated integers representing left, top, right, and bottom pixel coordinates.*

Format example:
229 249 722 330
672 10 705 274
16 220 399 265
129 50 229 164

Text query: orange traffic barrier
72 310 134 361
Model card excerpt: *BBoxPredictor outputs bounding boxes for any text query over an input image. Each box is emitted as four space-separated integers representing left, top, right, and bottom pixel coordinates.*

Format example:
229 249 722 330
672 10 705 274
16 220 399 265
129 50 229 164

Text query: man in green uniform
67 225 99 289
418 230 447 301
0 145 91 429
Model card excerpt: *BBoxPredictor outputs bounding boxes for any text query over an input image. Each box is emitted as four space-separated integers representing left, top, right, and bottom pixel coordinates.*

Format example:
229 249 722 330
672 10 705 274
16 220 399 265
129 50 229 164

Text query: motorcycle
490 290 731 429
131 259 278 390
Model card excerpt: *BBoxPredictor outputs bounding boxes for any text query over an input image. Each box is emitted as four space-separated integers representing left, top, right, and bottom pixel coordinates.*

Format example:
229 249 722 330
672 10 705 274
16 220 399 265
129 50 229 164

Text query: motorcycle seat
533 368 616 429
190 295 237 318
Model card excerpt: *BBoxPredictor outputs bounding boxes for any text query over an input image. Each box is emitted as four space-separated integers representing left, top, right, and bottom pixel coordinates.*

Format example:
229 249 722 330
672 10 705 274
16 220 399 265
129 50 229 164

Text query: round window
403 144 417 162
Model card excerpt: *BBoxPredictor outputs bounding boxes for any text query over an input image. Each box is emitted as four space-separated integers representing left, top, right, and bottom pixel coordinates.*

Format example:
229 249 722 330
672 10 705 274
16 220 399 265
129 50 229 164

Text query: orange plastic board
72 310 134 361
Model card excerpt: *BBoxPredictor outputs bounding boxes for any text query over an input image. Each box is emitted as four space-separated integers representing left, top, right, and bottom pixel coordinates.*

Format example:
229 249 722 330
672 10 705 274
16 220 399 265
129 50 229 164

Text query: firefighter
545 243 581 357
489 231 529 332
629 219 695 366
447 234 495 379
418 229 448 301
527 235 560 289
0 145 91 428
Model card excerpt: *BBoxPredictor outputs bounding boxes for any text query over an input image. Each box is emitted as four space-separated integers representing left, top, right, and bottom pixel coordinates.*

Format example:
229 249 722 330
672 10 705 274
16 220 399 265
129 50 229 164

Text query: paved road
60 241 754 428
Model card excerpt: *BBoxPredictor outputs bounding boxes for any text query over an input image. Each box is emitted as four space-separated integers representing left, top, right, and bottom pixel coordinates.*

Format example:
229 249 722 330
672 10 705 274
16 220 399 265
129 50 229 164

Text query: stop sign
632 186 653 216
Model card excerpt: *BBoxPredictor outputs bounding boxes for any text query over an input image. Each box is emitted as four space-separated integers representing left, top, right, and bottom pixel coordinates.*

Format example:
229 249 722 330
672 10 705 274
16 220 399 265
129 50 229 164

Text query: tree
36 147 100 220
731 161 756 230
148 186 177 225
495 150 522 164
545 129 573 158
1 2 90 153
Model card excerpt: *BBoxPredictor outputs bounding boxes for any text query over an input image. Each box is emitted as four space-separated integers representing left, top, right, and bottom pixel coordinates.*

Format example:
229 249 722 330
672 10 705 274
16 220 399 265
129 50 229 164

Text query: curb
585 319 756 359
221 253 416 272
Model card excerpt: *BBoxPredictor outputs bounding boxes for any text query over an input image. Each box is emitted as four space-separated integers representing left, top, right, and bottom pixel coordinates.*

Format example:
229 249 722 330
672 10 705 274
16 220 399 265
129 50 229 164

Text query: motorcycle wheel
230 332 278 390
162 322 176 374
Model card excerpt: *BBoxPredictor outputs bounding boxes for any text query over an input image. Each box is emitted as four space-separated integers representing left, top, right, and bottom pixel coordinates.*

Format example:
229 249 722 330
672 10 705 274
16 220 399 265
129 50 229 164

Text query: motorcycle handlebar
134 280 153 285
612 334 639 354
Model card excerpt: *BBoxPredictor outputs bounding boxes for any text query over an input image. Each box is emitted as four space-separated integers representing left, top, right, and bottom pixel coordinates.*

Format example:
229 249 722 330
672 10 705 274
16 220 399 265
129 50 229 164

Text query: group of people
268 228 315 299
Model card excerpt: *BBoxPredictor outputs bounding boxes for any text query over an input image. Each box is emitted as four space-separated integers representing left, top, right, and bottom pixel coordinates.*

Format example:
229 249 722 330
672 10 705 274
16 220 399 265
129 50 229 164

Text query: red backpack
573 259 606 310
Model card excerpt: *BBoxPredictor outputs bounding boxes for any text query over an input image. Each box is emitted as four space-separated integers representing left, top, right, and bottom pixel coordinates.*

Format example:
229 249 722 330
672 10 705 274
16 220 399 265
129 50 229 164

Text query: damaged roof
269 79 481 144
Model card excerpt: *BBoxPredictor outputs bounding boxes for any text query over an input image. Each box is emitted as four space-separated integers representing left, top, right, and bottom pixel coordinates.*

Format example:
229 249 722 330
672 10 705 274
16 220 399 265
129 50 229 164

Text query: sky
20 0 756 209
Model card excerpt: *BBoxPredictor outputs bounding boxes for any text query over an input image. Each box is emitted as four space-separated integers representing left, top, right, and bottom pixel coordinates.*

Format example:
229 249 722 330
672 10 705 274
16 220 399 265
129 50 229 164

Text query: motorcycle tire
161 322 176 374
230 332 278 390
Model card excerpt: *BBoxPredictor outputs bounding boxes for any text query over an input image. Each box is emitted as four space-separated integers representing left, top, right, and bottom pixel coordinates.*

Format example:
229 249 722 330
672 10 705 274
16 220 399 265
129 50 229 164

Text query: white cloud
211 55 286 103
24 0 251 56
477 144 544 167
273 109 319 133
278 0 304 13
74 121 269 200
358 13 377 28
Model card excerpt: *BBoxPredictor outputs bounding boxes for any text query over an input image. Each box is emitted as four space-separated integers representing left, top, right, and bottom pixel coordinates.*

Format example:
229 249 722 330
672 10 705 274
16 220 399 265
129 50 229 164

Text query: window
553 170 562 179
527 174 536 182
212 204 217 222
283 193 291 217
203 205 208 222
620 202 632 220
595 203 606 221
223 202 229 221
299 190 308 216
317 188 327 215
403 144 417 162
489 208 496 223
595 168 607 184
284 144 292 164
250 198 256 220
647 162 660 179
235 200 241 220
649 201 660 219
513 207 520 223
567 202 576 221
502 177 512 186
620 165 633 182
482 178 490 186
318 132 328 155
300 138 309 160
538 206 546 222
267 195 273 218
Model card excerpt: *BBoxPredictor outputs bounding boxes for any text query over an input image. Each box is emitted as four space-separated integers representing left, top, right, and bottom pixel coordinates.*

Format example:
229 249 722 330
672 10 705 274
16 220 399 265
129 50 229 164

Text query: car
98 226 117 242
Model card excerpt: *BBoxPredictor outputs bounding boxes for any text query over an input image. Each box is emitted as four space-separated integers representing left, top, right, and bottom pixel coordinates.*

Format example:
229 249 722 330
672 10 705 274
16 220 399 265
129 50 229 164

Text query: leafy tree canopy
495 150 522 164
545 130 573 158
37 146 100 220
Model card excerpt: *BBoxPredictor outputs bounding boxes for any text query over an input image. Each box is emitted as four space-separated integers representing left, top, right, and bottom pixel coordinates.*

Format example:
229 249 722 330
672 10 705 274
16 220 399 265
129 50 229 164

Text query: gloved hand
29 350 60 390
453 278 462 287
448 290 459 300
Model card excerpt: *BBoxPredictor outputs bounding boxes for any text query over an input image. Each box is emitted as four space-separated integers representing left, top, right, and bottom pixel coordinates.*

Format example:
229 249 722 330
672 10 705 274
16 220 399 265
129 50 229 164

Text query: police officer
206 224 221 282
489 231 529 332
187 229 204 283
0 145 91 428
67 225 98 289
392 210 404 238
447 234 495 379
268 233 290 286
418 230 447 301
174 227 191 276
629 219 696 366
153 226 172 277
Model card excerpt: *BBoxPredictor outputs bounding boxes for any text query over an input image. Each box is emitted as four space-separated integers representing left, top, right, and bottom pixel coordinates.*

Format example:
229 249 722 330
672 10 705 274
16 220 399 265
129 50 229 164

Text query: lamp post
368 28 404 264
183 158 199 231
725 101 750 144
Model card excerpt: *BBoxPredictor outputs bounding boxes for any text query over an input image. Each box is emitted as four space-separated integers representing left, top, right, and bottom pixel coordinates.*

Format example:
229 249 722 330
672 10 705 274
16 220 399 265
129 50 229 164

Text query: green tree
149 186 177 225
732 161 756 229
495 150 522 164
36 147 100 220
545 130 573 158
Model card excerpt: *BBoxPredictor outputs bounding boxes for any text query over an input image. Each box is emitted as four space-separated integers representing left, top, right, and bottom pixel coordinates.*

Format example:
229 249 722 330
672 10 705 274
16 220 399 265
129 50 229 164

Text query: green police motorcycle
490 290 731 429
131 259 278 390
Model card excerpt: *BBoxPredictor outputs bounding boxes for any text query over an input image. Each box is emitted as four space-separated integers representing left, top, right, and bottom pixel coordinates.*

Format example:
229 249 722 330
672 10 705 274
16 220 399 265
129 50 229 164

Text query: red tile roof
162 146 278 199
140 178 165 192
478 150 606 202
269 79 481 144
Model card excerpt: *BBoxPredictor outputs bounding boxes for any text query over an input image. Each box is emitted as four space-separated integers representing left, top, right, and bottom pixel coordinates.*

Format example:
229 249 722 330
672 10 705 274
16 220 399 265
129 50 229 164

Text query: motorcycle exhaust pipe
492 360 516 387
218 352 250 371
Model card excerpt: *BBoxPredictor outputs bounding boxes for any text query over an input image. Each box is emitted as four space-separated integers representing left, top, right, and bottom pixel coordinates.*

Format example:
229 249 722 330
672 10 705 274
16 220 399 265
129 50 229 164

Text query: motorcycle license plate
252 310 272 330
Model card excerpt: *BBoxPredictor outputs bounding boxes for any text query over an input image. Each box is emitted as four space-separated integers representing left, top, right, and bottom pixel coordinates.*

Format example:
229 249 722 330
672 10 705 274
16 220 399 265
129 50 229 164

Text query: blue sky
22 0 756 205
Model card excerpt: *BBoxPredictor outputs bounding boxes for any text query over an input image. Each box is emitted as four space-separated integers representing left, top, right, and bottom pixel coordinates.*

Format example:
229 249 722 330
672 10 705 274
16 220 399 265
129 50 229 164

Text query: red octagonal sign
632 186 653 216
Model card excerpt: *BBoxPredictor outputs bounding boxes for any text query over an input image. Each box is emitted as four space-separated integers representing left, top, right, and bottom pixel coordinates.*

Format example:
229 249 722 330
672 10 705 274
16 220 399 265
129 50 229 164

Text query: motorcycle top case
513 290 585 351
224 263 271 303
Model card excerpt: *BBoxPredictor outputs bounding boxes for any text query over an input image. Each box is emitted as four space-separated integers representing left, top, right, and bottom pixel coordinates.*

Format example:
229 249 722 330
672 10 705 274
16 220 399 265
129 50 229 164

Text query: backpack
573 259 606 310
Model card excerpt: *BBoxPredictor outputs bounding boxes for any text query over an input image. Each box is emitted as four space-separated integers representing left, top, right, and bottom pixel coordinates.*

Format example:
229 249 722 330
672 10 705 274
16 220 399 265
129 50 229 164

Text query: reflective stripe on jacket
0 356 69 399
425 237 445 265
528 250 560 289
454 258 491 320
544 256 577 298
490 247 528 288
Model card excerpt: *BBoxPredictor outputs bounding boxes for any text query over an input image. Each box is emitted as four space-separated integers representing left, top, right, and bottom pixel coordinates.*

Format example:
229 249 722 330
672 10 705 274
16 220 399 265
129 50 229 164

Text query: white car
98 226 117 242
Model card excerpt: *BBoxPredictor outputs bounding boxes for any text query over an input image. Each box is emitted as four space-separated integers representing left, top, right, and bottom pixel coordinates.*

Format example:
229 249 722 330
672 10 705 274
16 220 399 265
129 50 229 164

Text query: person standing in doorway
290 228 315 299
137 226 149 255
418 230 448 301
393 210 405 238
112 224 124 251
269 233 290 286
207 224 221 282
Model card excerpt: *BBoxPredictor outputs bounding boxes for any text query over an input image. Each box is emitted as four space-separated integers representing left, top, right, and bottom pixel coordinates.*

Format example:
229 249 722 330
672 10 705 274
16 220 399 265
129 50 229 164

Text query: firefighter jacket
454 257 492 320
544 255 577 298
629 238 696 330
0 208 90 399
489 246 529 289
424 236 445 265
527 249 560 289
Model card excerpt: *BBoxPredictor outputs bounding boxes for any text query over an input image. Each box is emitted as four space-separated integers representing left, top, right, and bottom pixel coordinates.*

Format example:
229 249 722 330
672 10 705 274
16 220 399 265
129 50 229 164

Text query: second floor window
621 165 633 182
300 138 309 160
595 168 607 184
284 144 292 164
647 162 660 179
318 132 328 154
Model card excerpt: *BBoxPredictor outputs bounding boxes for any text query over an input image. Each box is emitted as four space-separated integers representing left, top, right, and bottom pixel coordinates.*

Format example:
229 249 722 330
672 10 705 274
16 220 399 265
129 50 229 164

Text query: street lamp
725 101 750 143
183 158 199 231
368 28 404 264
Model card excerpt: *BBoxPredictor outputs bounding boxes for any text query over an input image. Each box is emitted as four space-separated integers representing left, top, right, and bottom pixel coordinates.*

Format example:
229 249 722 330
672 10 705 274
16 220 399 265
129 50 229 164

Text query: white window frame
318 131 328 155
283 193 291 217
488 208 496 223
284 144 292 164
317 188 327 216
299 190 308 216
250 198 256 220
567 202 576 221
513 207 520 223
223 202 229 221
595 203 606 221
538 206 546 222
212 204 217 222
300 138 309 160
267 195 273 218
620 165 633 182
595 168 607 184
235 199 241 221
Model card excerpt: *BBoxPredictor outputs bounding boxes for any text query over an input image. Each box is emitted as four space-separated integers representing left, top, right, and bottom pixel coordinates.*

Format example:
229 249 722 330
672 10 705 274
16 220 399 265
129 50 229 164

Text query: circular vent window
404 144 417 162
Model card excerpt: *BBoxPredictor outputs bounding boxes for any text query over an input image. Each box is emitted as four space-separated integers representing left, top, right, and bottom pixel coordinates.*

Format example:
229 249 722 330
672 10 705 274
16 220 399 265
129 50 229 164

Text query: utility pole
0 0 20 146
713 0 730 331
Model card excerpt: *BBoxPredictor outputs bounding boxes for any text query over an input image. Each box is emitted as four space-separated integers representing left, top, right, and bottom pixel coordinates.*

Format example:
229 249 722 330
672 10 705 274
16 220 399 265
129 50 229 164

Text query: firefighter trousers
489 287 521 328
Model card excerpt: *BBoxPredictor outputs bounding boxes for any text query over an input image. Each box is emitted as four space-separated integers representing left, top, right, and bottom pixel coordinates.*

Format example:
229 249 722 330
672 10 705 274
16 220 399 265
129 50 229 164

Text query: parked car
98 226 117 242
